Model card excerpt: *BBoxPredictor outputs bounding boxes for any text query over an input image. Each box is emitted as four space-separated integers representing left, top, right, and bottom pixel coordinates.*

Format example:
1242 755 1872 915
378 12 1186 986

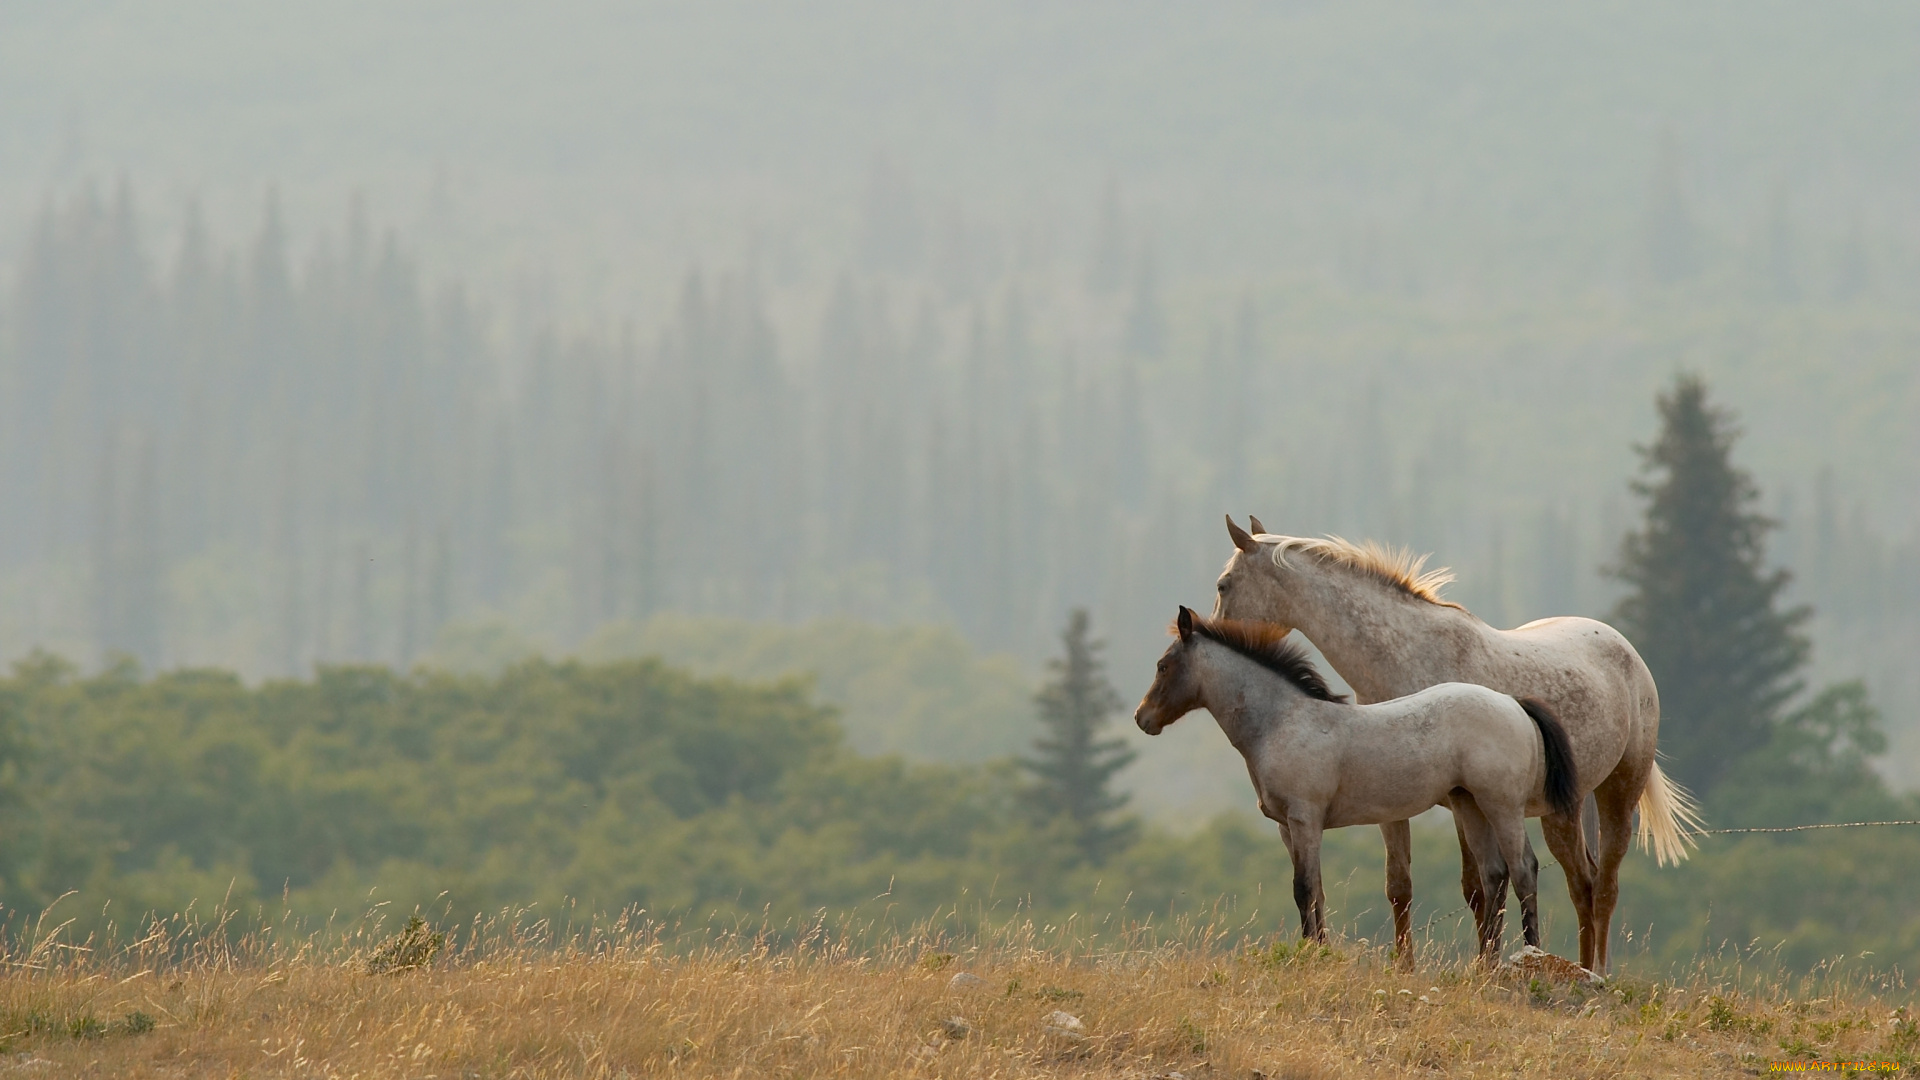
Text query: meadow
1 905 1914 1079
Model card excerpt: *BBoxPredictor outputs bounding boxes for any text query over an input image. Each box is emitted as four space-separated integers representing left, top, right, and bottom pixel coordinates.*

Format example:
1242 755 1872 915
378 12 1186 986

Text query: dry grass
0 905 1915 1078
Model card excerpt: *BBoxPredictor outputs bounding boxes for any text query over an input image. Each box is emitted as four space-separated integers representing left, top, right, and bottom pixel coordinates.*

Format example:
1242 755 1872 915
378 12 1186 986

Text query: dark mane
1186 616 1350 703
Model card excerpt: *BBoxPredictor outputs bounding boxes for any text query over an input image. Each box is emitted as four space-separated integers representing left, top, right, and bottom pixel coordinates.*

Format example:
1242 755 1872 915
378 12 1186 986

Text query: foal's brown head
1136 606 1206 735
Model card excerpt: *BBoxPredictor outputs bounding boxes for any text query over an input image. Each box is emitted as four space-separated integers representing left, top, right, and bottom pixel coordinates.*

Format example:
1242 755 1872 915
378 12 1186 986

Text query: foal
1135 607 1580 961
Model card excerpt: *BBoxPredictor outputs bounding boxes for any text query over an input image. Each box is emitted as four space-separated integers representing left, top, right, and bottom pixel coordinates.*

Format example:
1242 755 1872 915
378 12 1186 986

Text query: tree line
0 183 1171 675
3 179 1913 731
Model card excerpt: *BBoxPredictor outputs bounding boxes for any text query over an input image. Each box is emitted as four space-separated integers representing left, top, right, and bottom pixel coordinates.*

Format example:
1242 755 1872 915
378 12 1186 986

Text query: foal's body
1240 683 1560 832
1212 520 1699 972
1136 608 1579 958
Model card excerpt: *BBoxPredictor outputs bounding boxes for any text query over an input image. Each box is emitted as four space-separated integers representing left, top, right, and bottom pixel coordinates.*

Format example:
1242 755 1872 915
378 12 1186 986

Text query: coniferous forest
4 182 1916 744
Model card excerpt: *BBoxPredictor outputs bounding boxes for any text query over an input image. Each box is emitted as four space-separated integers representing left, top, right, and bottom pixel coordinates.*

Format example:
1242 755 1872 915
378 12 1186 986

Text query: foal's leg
1275 819 1307 941
1451 798 1509 964
1540 806 1598 969
1381 820 1414 968
1486 808 1542 950
1447 792 1490 945
1285 814 1328 941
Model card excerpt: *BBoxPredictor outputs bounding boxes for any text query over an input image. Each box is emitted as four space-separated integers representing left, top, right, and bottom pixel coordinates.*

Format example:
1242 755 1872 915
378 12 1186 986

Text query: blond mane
1263 535 1461 608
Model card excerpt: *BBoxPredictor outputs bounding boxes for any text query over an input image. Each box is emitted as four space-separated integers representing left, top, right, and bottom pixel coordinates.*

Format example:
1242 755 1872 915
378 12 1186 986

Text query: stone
1042 1010 1084 1034
939 1016 971 1040
1501 944 1605 986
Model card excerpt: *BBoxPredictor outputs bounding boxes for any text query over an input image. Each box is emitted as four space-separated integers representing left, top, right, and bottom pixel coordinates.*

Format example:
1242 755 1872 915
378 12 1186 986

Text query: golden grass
1 907 1915 1078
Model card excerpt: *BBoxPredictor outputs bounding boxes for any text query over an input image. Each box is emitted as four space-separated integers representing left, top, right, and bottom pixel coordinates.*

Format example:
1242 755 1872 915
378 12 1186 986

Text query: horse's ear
1177 605 1195 642
1247 515 1266 535
1226 515 1258 553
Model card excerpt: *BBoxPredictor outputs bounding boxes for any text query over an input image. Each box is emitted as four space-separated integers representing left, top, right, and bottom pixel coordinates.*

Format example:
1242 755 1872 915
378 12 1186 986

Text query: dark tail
1518 697 1580 819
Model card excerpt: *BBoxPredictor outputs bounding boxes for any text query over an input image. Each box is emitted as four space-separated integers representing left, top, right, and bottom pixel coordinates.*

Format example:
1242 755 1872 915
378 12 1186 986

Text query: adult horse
1212 517 1697 973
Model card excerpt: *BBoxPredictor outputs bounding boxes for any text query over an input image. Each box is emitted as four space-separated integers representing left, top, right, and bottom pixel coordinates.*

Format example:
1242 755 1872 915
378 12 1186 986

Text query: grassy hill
1 911 1913 1077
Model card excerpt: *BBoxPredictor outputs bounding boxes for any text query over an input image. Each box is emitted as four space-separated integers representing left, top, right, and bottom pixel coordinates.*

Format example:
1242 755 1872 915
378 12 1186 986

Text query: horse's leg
1286 814 1327 942
1274 819 1308 940
1540 806 1598 968
1451 797 1509 965
1381 820 1414 968
1449 791 1490 944
1490 813 1542 950
1589 770 1644 973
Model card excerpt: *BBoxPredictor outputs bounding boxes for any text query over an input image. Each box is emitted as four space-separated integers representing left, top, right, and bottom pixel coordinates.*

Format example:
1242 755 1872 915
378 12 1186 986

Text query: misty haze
0 7 1918 1072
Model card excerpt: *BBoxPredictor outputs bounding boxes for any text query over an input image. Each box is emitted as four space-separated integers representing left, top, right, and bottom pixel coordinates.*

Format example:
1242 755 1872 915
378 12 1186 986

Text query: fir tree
1022 609 1137 863
1610 375 1810 796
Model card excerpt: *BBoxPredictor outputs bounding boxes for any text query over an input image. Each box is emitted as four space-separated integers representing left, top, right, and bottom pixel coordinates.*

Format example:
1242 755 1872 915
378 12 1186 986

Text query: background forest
0 4 1916 975
0 627 1914 977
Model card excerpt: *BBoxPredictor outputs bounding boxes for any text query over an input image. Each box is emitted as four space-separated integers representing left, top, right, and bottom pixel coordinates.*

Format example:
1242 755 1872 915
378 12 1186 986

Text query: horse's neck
1196 643 1307 754
1283 561 1490 703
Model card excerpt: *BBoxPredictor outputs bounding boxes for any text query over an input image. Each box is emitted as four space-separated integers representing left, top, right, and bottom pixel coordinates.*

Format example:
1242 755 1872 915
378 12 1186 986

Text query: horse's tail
1518 697 1580 820
1635 760 1703 867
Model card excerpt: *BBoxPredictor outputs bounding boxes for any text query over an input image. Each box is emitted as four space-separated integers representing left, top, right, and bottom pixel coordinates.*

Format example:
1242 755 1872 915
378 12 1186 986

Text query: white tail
1636 760 1704 866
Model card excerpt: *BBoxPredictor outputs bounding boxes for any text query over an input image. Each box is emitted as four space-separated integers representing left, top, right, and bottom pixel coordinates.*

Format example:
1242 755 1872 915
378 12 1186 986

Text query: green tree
1021 609 1137 863
1610 375 1810 796
0 656 39 909
1710 680 1900 827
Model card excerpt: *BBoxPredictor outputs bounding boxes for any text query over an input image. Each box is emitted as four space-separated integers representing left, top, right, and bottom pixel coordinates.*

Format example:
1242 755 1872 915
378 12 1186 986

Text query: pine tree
1022 609 1137 863
1610 375 1810 796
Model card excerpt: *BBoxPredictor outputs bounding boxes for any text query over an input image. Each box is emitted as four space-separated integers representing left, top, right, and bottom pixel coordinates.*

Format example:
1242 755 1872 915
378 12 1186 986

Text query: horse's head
1212 515 1296 635
1135 605 1206 735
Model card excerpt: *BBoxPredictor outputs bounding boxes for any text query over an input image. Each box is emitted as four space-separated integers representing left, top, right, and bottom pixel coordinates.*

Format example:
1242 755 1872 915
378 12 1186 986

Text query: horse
1212 516 1700 972
1135 606 1581 961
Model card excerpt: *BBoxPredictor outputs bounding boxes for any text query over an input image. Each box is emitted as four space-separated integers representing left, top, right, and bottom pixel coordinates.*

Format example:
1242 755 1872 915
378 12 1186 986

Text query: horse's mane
1182 616 1350 703
1264 535 1461 609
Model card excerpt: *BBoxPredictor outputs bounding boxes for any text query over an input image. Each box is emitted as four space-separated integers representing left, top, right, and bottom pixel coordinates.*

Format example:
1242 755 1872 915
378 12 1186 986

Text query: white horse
1213 517 1699 972
1136 606 1581 961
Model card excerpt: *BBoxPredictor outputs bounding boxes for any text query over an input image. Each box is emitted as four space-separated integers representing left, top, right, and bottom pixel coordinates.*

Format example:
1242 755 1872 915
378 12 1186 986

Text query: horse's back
1488 615 1659 779
1506 614 1631 654
1496 616 1655 704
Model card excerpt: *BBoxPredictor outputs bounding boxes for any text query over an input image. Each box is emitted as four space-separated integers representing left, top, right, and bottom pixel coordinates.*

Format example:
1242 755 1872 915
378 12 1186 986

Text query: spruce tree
1610 375 1810 796
1023 609 1137 863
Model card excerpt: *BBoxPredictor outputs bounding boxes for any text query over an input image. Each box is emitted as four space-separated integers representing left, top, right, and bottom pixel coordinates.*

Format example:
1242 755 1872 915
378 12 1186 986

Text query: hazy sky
4 2 1913 309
